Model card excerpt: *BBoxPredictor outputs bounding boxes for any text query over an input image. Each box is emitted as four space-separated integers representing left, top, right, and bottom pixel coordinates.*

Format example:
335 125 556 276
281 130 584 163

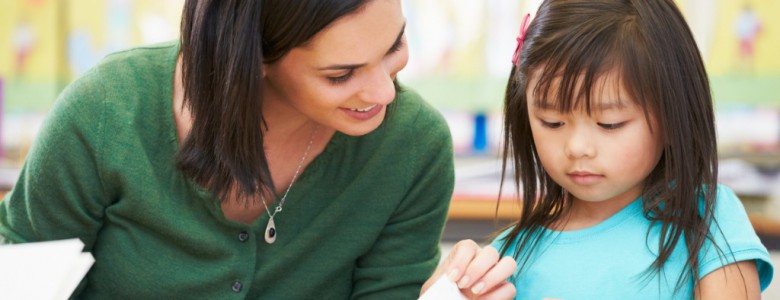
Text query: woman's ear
261 64 267 78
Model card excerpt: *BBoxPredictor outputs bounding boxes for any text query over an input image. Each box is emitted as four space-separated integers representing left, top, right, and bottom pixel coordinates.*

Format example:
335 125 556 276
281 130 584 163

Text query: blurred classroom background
1 0 779 295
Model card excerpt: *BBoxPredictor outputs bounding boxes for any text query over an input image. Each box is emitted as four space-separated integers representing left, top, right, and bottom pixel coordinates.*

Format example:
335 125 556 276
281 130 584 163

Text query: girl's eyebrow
532 101 556 110
318 22 406 71
593 101 627 111
533 99 627 111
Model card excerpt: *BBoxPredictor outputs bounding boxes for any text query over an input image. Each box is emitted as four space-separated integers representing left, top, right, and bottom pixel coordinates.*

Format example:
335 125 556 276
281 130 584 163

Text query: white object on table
0 238 94 300
419 275 468 300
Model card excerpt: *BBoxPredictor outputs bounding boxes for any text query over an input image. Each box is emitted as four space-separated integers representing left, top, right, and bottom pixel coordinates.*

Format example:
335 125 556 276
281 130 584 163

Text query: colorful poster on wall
400 0 779 154
0 0 184 161
0 0 778 158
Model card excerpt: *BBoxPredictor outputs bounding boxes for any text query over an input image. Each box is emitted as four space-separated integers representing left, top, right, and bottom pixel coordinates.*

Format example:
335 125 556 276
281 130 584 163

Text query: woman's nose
358 66 395 105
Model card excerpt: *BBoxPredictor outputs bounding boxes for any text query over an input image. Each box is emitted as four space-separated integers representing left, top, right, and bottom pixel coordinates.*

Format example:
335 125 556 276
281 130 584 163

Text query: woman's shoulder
92 41 179 87
386 84 450 136
46 42 180 148
59 41 179 103
98 41 180 70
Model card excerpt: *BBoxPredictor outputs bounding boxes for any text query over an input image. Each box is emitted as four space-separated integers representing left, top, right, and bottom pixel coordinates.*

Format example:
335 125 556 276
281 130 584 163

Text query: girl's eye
541 120 563 128
598 122 625 130
327 71 354 85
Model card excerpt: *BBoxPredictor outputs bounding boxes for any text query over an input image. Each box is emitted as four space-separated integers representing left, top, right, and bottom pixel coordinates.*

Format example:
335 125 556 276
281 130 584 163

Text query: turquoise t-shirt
492 184 773 300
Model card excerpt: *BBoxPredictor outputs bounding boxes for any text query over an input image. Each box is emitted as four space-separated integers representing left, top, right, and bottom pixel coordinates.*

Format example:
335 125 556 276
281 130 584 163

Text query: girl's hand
422 239 517 299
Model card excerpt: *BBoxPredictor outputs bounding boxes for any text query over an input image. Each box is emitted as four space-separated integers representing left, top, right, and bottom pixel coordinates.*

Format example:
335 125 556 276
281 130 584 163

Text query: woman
0 0 515 298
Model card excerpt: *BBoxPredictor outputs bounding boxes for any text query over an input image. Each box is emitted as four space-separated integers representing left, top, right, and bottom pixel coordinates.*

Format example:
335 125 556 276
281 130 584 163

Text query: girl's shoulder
713 184 741 204
703 184 774 291
489 227 525 257
710 184 751 220
705 184 760 252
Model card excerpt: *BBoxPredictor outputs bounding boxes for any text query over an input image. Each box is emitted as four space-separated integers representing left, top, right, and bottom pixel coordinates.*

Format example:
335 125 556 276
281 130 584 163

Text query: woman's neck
172 55 332 192
261 99 319 147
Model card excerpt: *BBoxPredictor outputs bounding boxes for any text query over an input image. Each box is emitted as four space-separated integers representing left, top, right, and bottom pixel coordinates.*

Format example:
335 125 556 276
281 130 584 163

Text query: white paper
419 275 469 300
0 238 94 300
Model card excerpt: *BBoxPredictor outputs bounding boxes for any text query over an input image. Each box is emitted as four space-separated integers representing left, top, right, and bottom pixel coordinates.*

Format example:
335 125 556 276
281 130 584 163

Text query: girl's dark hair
178 0 367 201
499 0 722 293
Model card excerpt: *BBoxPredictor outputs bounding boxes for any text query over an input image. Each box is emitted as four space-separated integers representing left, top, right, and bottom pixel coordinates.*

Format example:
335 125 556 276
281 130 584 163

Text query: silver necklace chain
262 126 317 244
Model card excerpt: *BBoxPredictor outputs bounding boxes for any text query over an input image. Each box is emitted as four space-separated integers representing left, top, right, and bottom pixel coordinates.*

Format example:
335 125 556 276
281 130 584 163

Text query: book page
0 239 94 300
419 275 468 300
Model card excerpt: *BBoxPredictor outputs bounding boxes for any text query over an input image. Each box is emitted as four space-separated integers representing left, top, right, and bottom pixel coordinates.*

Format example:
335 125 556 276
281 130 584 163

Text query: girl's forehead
527 67 636 111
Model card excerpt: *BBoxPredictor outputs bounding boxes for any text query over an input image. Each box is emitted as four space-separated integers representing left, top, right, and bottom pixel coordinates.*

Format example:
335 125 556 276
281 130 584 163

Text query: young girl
492 0 774 299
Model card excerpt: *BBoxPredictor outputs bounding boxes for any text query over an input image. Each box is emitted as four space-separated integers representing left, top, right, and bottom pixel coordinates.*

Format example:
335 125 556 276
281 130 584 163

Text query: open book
0 238 94 299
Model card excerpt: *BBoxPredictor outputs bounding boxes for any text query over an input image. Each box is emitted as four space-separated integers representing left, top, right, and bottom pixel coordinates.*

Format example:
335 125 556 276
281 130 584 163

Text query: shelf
448 194 519 220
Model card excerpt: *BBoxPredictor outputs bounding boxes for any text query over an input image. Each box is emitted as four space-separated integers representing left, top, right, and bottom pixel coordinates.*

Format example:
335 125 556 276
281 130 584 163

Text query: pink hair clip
512 13 532 65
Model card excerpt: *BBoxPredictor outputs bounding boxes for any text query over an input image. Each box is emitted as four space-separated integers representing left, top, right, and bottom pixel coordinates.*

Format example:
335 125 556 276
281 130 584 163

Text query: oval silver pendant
264 217 277 244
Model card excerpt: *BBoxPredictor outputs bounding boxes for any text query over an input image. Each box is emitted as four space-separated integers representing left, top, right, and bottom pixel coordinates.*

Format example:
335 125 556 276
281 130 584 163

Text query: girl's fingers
444 239 480 281
457 246 500 289
475 281 517 300
421 239 480 295
469 255 517 296
423 241 517 300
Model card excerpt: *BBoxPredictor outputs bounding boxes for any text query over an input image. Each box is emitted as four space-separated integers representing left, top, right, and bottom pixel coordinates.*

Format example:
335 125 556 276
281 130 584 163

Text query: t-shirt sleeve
698 184 774 291
0 67 111 250
350 97 455 300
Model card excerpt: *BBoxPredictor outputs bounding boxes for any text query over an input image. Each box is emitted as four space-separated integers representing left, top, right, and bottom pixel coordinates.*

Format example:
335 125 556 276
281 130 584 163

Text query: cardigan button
231 281 243 292
238 231 249 242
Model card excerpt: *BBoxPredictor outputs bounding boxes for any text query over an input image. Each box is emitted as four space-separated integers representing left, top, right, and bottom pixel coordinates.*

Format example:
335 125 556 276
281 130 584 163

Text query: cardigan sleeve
0 66 112 251
350 99 455 299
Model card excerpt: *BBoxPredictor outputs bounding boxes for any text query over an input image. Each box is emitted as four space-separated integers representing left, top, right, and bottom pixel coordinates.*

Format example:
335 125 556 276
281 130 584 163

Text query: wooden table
448 194 780 237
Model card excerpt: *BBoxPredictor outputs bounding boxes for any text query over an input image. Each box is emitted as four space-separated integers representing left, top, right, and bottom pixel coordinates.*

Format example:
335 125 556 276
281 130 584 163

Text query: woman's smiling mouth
340 104 383 120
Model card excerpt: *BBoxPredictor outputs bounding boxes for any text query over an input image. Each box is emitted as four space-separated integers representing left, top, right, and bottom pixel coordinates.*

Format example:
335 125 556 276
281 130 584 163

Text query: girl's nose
564 126 596 159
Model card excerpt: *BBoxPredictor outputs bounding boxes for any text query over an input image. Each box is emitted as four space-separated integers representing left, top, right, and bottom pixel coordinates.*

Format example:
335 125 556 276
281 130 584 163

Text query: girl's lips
340 104 383 121
567 172 603 185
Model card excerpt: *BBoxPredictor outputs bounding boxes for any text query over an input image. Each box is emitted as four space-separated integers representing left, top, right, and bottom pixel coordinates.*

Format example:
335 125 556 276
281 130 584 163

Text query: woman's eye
388 38 404 54
541 120 563 128
598 122 625 130
327 71 354 85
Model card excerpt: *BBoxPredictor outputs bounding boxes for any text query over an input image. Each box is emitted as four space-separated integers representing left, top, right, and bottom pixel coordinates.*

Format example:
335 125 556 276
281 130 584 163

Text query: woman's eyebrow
318 63 366 71
318 22 406 71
